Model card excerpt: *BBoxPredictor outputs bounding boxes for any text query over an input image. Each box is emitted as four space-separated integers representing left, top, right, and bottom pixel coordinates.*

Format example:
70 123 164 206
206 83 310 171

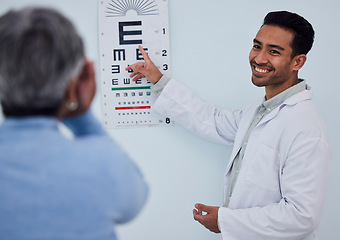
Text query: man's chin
251 76 266 87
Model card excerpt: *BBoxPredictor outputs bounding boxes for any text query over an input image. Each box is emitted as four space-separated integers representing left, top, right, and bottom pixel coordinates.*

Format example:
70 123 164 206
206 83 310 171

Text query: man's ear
292 54 307 71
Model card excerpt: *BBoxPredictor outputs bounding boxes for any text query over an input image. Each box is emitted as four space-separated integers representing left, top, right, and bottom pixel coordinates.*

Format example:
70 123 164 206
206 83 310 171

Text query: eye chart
98 0 172 128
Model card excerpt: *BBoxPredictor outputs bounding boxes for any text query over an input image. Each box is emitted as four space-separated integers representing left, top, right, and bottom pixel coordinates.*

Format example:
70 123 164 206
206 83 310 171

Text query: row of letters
115 92 152 97
111 63 168 75
111 77 149 85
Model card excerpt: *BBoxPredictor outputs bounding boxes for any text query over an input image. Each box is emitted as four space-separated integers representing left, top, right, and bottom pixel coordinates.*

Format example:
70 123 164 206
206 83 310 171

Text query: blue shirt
0 111 148 240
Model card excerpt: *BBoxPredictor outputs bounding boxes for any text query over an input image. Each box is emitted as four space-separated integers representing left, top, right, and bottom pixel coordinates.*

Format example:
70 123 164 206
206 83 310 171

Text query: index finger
195 203 211 213
138 45 151 61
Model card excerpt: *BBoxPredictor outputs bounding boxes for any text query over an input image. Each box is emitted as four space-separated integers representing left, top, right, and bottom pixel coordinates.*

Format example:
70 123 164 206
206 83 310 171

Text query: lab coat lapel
258 88 313 126
224 105 259 174
258 107 281 127
224 89 312 176
224 109 278 176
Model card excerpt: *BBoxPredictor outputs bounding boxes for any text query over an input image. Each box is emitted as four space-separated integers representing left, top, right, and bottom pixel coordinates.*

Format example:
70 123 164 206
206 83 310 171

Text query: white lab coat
153 79 331 240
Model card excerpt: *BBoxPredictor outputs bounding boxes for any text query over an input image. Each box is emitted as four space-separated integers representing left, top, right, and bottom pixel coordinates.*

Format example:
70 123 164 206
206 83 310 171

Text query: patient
0 7 148 239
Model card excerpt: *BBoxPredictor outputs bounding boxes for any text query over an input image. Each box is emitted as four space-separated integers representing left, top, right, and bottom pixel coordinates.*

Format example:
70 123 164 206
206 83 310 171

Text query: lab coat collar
225 86 313 175
260 85 313 126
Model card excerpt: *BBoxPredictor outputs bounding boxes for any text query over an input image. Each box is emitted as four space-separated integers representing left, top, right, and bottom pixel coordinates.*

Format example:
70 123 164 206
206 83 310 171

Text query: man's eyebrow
253 38 261 45
268 44 285 51
253 38 285 51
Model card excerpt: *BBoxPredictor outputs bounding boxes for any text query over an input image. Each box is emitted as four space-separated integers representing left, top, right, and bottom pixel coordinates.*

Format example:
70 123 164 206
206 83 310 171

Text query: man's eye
270 50 280 54
253 45 260 49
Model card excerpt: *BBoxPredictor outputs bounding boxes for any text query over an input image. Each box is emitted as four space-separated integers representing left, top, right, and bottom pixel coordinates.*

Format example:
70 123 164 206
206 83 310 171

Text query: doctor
127 11 330 240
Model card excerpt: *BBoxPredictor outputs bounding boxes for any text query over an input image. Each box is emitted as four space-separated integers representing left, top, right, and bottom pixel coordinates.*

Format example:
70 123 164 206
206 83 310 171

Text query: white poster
98 0 172 128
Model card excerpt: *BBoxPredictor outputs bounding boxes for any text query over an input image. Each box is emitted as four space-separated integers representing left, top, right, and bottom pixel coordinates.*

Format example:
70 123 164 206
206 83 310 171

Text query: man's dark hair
263 11 315 57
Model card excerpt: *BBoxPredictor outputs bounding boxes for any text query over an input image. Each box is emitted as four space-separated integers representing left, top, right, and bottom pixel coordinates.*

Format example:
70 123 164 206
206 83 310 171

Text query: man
0 7 148 239
126 11 330 240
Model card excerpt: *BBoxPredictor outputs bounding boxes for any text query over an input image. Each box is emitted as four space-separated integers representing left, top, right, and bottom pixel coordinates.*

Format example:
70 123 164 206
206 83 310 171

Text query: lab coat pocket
246 144 280 192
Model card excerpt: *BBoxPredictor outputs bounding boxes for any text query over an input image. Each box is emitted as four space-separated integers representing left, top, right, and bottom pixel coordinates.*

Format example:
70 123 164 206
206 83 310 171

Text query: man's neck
265 77 300 100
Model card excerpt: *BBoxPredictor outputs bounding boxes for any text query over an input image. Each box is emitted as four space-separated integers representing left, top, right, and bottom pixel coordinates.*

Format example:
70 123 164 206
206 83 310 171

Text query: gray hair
0 7 84 116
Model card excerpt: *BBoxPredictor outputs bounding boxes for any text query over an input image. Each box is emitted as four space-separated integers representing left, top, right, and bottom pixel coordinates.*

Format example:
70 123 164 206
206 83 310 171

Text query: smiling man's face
249 24 299 99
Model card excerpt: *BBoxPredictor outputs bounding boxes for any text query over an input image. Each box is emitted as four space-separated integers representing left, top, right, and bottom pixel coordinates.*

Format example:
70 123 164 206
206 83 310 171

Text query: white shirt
152 77 331 240
225 80 307 207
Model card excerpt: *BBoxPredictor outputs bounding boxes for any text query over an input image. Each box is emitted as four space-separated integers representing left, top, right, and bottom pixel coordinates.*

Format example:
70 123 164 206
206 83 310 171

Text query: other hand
193 203 221 233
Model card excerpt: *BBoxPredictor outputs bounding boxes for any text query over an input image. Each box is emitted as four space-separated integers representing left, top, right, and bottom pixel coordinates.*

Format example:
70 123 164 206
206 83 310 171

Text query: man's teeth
255 67 269 73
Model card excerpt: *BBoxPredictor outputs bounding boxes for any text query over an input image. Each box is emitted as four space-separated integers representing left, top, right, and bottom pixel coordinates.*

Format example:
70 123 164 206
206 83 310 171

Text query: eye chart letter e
98 0 172 128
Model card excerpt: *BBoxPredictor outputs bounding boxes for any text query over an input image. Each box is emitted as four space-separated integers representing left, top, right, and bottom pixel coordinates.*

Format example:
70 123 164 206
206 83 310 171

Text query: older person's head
0 7 92 117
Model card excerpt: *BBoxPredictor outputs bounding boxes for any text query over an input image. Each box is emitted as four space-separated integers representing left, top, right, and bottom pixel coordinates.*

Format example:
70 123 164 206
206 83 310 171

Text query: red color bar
115 106 151 110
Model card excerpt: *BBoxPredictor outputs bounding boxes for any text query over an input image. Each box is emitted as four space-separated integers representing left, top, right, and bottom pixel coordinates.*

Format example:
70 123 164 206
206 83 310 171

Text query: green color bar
111 86 151 91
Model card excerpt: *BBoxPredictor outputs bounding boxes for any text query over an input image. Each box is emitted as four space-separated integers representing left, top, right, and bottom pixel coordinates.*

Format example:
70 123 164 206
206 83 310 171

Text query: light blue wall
0 0 339 239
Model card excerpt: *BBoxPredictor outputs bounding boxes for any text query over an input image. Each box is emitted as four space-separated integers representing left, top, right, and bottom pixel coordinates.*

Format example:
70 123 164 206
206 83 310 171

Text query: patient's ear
58 58 96 119
58 79 78 118
75 59 96 112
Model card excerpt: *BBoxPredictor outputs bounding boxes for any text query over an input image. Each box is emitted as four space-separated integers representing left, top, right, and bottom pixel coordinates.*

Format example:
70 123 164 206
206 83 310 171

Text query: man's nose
254 50 269 64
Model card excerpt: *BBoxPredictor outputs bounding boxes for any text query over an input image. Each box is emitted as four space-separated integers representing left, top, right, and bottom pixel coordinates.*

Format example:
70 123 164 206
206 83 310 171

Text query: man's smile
254 66 270 73
251 63 274 77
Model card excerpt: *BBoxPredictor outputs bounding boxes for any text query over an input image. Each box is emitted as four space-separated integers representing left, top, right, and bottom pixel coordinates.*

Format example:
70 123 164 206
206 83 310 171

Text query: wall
0 0 339 239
